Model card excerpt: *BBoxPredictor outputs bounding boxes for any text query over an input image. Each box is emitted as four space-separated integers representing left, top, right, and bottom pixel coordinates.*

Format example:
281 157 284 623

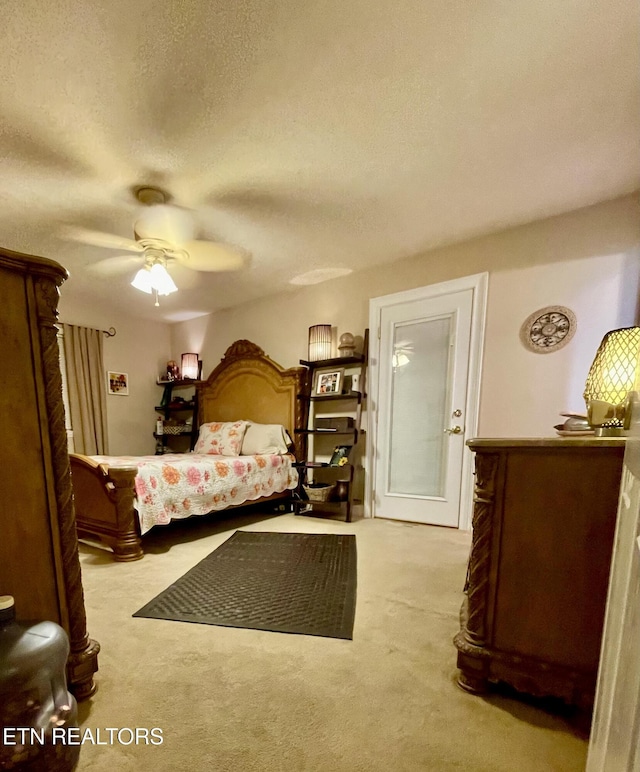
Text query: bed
70 340 307 561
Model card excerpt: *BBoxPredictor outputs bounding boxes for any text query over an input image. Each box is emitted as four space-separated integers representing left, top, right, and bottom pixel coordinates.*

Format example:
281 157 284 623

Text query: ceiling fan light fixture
149 262 178 296
131 257 178 307
131 267 153 294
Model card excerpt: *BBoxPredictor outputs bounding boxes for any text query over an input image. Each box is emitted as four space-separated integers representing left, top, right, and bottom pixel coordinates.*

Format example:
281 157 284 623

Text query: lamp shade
131 267 153 294
131 260 177 296
584 327 640 422
149 262 178 295
308 325 332 362
181 353 199 380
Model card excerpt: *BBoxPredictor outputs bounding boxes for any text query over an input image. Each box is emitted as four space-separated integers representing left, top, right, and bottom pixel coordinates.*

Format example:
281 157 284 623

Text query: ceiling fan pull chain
154 289 160 307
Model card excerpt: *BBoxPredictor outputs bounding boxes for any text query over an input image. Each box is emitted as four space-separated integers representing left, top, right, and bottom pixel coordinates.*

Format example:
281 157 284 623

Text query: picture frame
313 368 344 396
329 445 352 467
107 371 129 396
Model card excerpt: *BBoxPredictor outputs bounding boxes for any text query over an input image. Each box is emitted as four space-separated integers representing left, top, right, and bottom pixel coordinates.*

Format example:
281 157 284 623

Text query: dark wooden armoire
0 246 99 699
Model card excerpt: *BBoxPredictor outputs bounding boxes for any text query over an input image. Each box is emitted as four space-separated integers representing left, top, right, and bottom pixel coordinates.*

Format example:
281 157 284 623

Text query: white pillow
241 423 292 455
193 421 249 456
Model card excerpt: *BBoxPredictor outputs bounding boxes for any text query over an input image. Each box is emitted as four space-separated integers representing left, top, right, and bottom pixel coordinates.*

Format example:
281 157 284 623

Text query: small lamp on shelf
308 325 332 362
181 352 200 380
583 326 640 436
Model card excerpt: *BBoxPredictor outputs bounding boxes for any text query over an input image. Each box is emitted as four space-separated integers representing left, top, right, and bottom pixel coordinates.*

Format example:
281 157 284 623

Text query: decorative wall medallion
519 306 577 353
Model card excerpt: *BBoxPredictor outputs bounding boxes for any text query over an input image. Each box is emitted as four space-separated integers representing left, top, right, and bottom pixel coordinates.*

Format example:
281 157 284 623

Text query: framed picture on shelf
313 368 344 396
107 371 129 396
330 445 352 467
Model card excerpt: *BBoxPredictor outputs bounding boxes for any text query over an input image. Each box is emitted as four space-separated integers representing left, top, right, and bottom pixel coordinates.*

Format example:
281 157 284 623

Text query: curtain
62 324 109 455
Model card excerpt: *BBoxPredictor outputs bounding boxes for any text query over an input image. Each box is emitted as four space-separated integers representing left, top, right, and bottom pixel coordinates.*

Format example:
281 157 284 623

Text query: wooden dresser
0 246 99 699
454 437 625 708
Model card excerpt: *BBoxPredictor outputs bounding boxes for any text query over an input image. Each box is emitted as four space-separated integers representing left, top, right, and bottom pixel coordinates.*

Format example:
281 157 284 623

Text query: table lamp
583 326 640 435
181 353 200 380
308 325 332 361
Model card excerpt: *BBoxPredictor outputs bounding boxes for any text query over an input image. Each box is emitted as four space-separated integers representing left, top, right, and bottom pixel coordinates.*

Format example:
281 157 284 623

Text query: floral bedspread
89 453 298 534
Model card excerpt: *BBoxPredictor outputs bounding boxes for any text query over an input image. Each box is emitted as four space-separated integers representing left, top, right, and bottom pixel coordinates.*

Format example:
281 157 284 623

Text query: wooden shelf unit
155 380 203 453
293 332 368 522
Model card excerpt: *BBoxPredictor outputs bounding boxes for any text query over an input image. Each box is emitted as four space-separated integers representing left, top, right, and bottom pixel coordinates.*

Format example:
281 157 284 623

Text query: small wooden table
454 437 625 708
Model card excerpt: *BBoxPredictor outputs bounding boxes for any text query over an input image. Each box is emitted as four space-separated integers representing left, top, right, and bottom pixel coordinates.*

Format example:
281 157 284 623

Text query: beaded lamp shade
583 327 640 426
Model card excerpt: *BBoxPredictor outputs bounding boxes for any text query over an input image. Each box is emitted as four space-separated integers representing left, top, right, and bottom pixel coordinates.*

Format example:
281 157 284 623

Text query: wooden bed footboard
70 451 293 561
70 454 143 562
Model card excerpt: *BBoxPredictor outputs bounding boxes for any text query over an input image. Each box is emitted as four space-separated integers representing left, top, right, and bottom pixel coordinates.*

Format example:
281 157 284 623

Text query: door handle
444 425 462 434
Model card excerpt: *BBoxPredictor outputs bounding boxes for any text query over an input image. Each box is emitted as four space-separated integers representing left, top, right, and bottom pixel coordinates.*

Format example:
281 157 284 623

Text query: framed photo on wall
107 371 129 396
313 368 344 396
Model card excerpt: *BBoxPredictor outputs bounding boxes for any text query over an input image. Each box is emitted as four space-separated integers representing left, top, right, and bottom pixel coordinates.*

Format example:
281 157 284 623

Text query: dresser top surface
468 437 626 449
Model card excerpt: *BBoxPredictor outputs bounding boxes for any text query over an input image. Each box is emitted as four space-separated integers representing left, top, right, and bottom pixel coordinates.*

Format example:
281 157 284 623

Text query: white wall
58 294 171 455
171 194 640 438
482 252 639 435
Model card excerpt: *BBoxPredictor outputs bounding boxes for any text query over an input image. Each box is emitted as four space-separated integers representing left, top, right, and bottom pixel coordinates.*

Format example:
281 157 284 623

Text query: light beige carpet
75 511 588 771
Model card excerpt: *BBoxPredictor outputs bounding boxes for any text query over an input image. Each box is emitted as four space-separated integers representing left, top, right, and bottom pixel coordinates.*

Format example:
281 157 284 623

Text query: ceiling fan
63 186 247 306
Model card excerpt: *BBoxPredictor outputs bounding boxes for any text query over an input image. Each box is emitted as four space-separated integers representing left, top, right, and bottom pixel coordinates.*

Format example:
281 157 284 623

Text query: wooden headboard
196 340 307 459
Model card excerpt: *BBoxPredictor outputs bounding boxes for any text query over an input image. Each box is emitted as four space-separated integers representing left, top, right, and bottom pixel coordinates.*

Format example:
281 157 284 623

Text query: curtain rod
57 322 117 338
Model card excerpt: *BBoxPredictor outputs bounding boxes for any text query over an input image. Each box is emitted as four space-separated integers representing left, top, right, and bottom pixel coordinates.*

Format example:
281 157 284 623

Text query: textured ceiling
0 0 638 322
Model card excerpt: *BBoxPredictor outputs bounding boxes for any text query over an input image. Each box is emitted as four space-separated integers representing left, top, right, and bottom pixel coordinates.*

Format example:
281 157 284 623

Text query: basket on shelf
163 425 189 435
303 483 336 502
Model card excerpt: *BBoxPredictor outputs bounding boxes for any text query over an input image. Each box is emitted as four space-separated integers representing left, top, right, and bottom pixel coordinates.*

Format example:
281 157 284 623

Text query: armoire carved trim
34 274 100 699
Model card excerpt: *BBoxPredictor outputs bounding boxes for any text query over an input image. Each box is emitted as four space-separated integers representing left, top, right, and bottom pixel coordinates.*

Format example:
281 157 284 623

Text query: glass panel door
388 316 452 498
374 287 473 527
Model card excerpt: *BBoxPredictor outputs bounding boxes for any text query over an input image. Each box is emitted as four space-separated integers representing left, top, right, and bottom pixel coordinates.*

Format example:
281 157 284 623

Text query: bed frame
70 340 307 561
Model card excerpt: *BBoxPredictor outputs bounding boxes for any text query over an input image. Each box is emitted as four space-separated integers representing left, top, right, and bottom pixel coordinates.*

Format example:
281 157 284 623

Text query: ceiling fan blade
166 261 199 289
134 204 196 245
86 254 144 277
61 225 143 252
181 240 246 272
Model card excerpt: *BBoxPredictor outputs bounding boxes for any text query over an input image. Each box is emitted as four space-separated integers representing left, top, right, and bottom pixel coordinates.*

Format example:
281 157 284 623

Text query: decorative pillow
240 423 292 455
193 421 248 456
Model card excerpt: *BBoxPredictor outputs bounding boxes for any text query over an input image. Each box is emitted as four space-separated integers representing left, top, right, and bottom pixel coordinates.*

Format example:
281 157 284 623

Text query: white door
369 276 486 527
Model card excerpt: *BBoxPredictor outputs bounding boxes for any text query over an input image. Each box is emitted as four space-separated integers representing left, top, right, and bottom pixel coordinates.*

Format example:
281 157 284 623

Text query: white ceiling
1 0 638 322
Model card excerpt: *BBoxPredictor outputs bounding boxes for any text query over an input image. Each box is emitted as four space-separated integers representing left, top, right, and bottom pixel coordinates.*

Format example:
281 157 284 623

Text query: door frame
366 272 488 530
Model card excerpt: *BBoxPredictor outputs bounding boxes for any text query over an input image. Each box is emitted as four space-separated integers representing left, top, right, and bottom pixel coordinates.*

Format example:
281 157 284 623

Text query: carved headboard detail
196 340 307 459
